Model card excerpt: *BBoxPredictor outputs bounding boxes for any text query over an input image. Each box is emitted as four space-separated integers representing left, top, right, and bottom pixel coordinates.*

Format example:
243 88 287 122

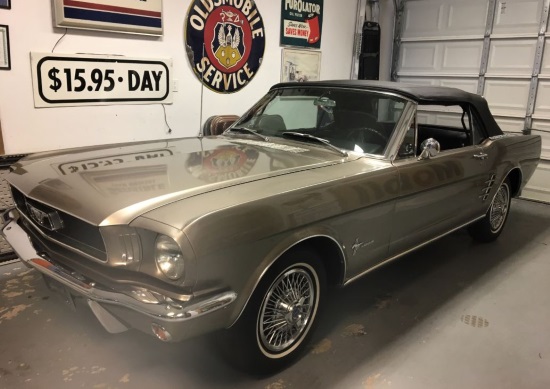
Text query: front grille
11 186 107 261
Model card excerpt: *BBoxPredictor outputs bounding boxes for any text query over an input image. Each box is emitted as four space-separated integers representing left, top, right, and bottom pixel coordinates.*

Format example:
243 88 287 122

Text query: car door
389 105 492 256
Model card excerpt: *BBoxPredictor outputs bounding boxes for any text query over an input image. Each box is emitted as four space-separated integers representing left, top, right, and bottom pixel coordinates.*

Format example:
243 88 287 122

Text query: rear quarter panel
485 134 541 196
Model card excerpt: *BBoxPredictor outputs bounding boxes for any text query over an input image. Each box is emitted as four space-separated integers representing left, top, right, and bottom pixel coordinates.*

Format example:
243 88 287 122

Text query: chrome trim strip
1 212 236 323
343 215 485 286
389 101 417 162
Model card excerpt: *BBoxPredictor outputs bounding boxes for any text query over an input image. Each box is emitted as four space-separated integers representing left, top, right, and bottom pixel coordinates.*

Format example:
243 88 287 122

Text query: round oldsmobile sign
185 0 266 94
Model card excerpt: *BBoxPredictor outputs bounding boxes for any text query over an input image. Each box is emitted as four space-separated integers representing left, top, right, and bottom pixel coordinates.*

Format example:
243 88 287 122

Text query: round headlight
155 235 185 280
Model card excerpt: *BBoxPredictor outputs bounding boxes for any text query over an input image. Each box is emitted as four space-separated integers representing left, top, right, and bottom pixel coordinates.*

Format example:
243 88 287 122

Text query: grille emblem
26 202 64 231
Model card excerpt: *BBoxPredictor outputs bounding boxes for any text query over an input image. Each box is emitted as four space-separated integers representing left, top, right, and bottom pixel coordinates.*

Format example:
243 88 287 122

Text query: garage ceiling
393 0 550 203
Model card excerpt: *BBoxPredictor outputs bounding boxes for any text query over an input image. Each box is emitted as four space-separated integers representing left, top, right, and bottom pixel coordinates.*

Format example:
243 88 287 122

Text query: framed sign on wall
0 25 10 70
0 0 11 10
30 52 173 107
281 48 321 82
280 0 323 49
53 0 163 36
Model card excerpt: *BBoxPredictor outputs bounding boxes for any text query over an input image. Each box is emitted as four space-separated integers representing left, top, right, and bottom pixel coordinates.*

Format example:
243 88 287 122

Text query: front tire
468 178 511 242
222 250 326 374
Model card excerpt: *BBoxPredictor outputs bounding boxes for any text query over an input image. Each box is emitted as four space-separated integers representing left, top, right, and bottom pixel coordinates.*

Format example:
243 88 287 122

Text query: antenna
199 43 205 138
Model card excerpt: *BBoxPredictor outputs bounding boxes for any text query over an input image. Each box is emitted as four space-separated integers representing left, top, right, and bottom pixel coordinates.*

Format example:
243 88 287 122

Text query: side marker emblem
351 238 374 256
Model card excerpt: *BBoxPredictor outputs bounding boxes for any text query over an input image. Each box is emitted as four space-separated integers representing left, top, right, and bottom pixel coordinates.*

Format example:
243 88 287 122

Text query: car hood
8 136 359 226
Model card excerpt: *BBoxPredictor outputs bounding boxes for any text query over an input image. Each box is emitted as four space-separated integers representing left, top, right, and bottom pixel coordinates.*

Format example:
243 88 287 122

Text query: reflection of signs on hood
57 149 173 175
80 165 169 197
186 146 259 183
185 0 265 93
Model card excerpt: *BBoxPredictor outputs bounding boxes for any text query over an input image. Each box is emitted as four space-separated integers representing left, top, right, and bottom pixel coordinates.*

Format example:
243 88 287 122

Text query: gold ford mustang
1 81 541 372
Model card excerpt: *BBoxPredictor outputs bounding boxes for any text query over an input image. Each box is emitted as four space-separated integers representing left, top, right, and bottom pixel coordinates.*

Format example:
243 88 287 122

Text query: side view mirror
418 138 441 160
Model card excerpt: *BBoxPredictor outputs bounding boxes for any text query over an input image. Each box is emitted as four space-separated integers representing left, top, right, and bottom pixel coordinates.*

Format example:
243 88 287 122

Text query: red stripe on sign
63 0 161 18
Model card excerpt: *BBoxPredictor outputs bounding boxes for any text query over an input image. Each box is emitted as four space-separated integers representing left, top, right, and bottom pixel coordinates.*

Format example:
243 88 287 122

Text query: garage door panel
439 79 478 93
396 76 436 86
494 118 525 133
399 41 482 75
446 1 489 34
403 1 444 38
442 43 484 73
398 76 478 93
522 161 550 202
417 112 462 127
487 39 538 76
534 81 550 119
540 41 550 75
400 43 438 73
492 0 544 35
484 80 530 116
530 123 550 159
403 0 487 39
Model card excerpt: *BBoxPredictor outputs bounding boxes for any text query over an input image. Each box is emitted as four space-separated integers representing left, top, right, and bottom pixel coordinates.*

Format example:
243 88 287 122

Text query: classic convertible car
1 81 541 371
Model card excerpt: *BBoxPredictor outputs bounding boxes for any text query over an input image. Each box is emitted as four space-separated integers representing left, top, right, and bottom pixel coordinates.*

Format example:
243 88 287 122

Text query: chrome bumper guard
1 209 237 331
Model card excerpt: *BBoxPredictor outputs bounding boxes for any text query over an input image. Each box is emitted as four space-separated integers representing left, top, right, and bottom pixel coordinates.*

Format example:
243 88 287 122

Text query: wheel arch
229 234 346 327
506 167 523 197
287 236 347 288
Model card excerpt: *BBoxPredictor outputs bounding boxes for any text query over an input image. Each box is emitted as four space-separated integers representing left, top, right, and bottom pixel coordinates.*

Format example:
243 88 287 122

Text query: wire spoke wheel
226 252 324 372
468 178 512 243
258 266 316 354
489 182 510 233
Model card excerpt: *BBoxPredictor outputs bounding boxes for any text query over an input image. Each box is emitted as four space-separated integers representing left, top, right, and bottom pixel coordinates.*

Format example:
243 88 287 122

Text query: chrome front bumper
1 209 237 341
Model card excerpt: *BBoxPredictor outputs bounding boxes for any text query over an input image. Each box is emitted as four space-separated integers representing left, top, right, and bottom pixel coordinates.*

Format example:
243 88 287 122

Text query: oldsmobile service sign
185 0 266 94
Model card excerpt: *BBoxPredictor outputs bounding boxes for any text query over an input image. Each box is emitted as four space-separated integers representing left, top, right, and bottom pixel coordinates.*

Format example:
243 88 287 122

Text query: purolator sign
185 0 266 94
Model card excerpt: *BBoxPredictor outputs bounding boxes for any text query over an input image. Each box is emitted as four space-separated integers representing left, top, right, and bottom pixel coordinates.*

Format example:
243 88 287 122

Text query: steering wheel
347 127 388 145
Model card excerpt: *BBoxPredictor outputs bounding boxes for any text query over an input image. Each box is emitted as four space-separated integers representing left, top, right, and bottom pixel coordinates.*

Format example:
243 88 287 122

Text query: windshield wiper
282 131 348 157
225 126 269 142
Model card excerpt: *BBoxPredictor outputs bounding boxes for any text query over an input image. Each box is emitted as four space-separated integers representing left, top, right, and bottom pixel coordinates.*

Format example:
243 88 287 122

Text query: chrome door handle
473 153 488 160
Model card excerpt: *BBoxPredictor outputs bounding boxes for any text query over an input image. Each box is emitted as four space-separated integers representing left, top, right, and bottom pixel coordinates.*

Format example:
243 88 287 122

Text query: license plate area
42 275 77 311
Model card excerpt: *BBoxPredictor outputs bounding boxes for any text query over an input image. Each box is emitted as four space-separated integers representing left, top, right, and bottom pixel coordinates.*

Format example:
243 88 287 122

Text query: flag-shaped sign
54 0 163 36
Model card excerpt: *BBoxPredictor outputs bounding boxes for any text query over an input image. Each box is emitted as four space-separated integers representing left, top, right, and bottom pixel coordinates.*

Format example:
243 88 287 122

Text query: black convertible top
271 80 503 136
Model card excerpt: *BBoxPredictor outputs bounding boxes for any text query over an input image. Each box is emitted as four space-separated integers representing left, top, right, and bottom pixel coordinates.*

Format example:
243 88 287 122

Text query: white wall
0 0 358 154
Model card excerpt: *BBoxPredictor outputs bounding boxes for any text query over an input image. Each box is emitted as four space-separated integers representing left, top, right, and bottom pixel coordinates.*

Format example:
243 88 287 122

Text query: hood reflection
186 146 260 183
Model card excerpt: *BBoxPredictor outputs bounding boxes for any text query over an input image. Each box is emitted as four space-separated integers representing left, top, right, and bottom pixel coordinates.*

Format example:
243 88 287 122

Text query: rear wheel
468 178 511 242
221 250 325 374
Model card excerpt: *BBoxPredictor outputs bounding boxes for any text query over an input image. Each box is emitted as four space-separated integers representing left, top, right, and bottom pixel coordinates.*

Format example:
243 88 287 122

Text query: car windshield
229 87 407 156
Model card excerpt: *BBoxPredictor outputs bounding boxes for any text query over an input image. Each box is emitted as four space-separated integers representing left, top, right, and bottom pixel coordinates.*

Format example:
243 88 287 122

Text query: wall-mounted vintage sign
53 0 163 36
281 48 321 82
30 52 172 107
280 0 323 49
185 0 265 94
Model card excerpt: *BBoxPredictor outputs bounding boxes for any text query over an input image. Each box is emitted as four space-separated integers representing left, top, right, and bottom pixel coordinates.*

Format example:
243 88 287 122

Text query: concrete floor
1 199 549 389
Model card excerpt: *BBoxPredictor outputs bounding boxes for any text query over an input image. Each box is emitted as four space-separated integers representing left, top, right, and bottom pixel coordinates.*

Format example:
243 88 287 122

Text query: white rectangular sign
31 52 172 108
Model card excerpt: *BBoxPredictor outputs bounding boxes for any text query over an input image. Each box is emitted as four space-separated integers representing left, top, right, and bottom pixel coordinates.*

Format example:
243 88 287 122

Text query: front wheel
468 178 511 242
221 250 326 373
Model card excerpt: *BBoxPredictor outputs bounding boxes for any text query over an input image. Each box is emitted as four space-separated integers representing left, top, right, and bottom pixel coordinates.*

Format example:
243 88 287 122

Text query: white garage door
393 0 550 203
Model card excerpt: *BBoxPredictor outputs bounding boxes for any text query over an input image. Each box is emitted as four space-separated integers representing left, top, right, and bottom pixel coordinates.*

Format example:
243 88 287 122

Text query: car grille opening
11 186 107 261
